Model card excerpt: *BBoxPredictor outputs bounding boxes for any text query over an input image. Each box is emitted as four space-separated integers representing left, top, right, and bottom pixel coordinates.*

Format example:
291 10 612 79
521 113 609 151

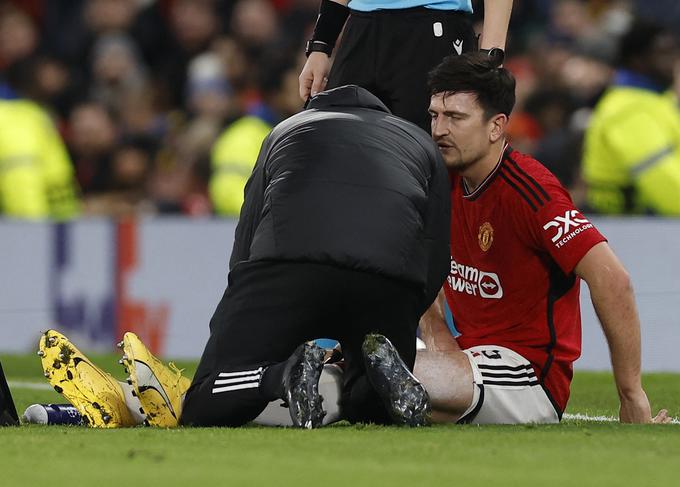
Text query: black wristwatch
305 40 333 58
479 47 505 67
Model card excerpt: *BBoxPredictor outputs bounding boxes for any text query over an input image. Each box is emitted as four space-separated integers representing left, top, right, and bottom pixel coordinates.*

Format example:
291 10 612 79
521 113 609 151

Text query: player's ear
488 113 508 143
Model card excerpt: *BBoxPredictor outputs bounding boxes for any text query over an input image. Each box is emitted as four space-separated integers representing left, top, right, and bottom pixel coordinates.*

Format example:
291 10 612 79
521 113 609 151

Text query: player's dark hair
3 55 40 98
616 18 672 67
428 52 516 119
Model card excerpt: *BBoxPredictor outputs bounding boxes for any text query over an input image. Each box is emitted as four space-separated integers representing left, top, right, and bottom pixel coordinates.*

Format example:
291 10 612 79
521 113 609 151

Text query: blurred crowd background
0 0 678 219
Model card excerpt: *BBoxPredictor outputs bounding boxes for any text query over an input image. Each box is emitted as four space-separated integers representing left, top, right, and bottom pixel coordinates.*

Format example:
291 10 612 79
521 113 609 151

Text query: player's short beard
447 148 482 174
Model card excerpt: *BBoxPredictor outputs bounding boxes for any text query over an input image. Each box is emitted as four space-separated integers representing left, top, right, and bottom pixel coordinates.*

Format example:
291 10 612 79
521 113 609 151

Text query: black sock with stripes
259 362 287 401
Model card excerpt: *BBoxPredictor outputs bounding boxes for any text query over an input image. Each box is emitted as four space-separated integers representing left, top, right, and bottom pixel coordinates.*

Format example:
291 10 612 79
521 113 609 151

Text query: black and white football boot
282 342 327 429
362 333 431 427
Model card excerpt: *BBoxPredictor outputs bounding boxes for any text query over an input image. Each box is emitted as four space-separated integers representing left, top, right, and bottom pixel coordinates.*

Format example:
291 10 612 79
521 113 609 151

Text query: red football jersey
445 146 607 415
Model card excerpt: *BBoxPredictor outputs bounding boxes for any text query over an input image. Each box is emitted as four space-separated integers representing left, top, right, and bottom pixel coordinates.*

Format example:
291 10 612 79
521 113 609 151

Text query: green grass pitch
2 352 679 486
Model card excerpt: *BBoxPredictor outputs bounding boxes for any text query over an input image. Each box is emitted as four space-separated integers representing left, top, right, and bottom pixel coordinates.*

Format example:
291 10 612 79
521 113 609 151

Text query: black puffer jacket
229 85 450 308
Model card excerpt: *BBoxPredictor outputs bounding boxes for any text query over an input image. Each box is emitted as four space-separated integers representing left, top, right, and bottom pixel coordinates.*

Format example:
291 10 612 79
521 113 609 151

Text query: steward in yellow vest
209 116 272 216
582 20 680 215
0 99 79 219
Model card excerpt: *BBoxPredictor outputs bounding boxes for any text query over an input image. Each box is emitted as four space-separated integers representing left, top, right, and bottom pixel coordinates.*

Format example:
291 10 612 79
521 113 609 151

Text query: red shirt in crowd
444 145 606 414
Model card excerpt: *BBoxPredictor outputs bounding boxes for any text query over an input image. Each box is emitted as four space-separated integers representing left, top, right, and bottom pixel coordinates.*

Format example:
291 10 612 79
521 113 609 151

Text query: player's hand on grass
652 409 672 424
619 388 669 423
299 52 331 101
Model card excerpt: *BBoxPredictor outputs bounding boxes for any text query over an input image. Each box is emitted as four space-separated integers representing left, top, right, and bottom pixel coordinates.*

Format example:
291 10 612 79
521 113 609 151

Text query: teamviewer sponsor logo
447 259 503 299
543 209 593 249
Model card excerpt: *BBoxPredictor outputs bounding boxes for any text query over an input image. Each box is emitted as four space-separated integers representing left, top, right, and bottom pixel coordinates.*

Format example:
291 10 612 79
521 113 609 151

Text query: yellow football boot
119 332 190 427
38 329 136 428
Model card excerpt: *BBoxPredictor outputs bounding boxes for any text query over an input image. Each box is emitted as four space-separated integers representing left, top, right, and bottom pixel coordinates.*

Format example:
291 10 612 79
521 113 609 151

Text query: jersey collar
613 69 666 94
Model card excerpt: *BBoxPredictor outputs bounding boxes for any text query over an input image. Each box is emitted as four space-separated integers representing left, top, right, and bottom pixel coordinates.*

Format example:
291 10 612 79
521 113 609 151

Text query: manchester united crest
478 222 494 251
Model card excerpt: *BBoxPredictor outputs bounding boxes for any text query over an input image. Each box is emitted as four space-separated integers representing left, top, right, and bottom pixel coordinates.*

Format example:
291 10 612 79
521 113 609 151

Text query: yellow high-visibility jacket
582 87 680 215
210 116 272 216
0 99 79 219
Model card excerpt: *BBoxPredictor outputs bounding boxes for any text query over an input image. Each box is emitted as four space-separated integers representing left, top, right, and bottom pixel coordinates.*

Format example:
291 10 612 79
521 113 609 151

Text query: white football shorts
458 345 560 424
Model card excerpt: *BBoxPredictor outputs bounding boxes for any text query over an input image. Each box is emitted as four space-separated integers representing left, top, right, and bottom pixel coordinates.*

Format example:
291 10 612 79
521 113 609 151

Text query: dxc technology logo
543 209 593 248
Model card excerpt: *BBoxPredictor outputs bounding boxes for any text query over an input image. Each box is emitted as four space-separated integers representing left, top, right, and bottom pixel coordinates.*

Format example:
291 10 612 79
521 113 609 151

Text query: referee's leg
377 9 477 132
326 12 386 103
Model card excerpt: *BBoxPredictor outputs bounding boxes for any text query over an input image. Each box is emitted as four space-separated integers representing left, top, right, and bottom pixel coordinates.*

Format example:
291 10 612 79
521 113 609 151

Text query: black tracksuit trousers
180 260 422 427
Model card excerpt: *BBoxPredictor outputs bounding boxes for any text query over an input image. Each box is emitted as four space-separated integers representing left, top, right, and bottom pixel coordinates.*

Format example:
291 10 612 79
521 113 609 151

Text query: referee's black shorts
180 260 423 426
328 7 476 133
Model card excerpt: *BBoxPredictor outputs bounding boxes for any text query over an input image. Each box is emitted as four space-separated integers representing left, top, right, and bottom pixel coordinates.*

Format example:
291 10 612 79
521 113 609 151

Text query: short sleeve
520 178 607 274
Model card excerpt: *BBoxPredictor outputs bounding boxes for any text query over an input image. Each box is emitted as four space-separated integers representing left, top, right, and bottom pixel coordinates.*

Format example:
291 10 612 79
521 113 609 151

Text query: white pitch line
564 412 680 424
8 381 53 391
564 413 617 422
6 382 680 425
